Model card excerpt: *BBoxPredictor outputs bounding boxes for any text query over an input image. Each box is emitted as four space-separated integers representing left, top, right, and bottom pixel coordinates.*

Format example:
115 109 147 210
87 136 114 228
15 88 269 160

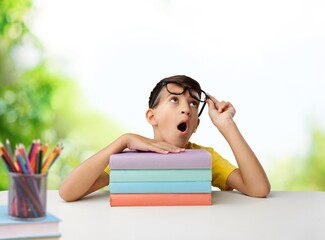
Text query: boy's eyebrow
165 92 178 98
166 92 200 102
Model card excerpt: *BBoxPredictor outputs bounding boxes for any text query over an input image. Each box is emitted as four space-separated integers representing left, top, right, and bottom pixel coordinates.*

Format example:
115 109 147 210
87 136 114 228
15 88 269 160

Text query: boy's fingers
219 101 227 111
206 95 220 111
207 94 220 104
219 101 233 112
158 143 185 153
149 142 185 154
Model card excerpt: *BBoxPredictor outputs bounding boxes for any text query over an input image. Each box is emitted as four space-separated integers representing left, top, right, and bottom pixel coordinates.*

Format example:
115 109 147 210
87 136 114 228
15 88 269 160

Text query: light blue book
110 181 211 193
110 169 212 182
0 205 61 239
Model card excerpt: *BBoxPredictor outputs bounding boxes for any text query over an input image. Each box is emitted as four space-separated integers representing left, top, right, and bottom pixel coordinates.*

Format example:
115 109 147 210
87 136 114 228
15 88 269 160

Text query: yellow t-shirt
104 142 237 191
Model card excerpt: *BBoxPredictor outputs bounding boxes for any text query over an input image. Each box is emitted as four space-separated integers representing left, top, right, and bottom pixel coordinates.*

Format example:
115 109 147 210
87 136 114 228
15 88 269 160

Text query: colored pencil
28 140 35 159
30 140 40 171
6 139 13 160
42 143 48 156
37 147 43 174
16 154 28 174
42 144 62 173
0 144 18 172
18 144 33 174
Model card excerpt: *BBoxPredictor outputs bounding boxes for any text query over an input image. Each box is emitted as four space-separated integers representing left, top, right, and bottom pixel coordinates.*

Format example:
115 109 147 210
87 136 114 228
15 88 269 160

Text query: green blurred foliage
0 0 125 190
270 127 325 191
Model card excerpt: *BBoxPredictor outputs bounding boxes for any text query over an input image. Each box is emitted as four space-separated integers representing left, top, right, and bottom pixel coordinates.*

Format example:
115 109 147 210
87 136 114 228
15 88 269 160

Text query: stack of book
109 149 212 206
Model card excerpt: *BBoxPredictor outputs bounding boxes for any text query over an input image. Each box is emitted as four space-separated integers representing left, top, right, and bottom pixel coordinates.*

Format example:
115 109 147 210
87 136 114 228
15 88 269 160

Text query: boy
59 75 270 201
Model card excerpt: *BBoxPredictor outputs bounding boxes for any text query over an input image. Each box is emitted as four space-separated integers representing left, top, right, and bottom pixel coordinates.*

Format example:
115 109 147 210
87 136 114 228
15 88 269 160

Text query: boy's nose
180 95 191 115
181 110 190 115
180 103 191 115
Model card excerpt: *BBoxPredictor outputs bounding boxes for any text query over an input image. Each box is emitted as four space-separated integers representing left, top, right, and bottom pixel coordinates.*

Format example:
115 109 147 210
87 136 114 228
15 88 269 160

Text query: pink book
110 193 212 206
110 149 211 169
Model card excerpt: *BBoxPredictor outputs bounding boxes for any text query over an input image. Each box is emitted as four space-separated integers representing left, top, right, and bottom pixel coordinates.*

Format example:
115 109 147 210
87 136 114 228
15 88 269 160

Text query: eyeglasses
150 81 208 117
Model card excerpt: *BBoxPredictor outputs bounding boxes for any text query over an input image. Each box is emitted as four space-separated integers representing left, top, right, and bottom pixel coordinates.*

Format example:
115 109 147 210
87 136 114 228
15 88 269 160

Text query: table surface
1 190 325 240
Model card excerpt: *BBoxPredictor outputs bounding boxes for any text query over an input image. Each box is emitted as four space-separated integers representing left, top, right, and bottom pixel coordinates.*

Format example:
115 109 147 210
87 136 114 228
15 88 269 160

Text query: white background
30 0 325 168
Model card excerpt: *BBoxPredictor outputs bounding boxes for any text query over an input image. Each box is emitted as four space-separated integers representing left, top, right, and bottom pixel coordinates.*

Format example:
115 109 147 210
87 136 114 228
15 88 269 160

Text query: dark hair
148 75 202 108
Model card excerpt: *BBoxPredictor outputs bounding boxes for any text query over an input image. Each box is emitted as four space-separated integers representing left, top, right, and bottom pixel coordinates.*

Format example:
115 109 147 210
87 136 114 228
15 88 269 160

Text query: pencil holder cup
8 172 48 220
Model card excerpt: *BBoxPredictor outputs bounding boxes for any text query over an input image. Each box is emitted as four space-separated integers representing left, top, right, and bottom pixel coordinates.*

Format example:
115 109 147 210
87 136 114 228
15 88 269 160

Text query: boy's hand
123 133 185 154
206 94 236 129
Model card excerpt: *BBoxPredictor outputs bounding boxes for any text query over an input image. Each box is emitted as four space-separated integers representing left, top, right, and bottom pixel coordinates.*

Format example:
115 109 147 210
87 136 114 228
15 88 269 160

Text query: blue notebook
0 205 61 239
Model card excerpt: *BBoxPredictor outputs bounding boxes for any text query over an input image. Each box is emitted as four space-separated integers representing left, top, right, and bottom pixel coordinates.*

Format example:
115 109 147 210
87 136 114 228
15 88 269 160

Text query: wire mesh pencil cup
8 172 48 220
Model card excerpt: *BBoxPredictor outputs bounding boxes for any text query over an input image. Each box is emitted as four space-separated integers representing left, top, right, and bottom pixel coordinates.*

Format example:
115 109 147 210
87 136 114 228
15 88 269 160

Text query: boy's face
147 83 200 148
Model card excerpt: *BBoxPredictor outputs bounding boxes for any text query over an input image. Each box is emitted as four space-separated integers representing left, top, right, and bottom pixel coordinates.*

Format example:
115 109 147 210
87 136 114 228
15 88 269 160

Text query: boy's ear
194 118 200 133
146 108 158 126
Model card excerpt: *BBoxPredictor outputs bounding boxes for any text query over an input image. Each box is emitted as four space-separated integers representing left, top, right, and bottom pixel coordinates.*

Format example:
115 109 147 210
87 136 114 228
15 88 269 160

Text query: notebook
0 205 61 239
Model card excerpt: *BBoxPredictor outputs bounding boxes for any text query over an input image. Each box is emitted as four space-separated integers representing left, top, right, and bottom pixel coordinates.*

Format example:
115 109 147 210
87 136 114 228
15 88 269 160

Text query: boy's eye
170 96 178 103
190 101 199 108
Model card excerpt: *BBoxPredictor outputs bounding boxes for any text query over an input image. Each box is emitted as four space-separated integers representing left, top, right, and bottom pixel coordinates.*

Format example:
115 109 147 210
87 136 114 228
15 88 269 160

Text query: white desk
1 190 325 240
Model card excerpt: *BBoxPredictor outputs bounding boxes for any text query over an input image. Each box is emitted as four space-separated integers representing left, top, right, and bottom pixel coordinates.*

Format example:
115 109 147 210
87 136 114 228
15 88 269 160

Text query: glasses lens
165 82 184 95
190 89 207 102
166 82 206 101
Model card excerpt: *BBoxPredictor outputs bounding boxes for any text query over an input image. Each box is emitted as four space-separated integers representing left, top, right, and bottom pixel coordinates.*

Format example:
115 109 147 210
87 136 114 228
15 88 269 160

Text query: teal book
110 169 212 182
0 205 61 239
110 181 211 193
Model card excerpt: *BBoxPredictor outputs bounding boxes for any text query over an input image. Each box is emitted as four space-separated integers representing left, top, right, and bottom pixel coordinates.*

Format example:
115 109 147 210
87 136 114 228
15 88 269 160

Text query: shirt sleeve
209 150 237 190
104 164 110 174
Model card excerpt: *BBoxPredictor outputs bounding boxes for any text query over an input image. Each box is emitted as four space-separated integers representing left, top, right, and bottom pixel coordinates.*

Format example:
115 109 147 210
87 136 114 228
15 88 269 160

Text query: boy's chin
169 138 189 148
162 132 192 148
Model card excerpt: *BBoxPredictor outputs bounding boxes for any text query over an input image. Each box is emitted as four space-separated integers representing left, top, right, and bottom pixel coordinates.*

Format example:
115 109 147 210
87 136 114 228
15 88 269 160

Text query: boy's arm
206 96 271 198
59 133 184 202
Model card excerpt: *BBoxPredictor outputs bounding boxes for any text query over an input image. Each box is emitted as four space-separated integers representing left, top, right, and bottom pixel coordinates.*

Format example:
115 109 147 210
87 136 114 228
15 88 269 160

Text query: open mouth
177 122 187 132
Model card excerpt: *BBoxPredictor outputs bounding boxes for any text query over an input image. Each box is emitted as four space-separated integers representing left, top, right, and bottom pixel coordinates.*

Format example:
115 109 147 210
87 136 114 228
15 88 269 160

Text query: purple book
110 149 211 169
